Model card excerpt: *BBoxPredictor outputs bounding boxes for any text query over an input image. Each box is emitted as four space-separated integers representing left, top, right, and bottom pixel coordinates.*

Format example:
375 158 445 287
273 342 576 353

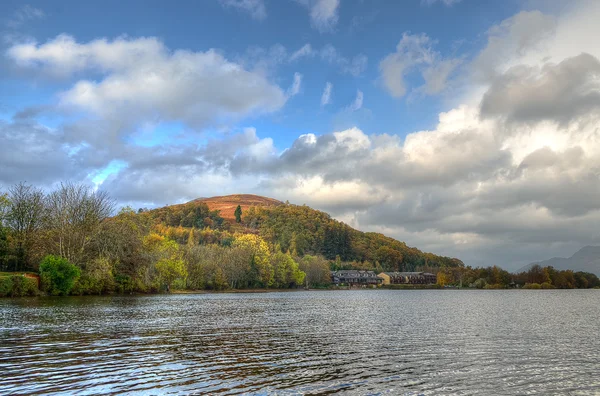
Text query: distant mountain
519 246 600 275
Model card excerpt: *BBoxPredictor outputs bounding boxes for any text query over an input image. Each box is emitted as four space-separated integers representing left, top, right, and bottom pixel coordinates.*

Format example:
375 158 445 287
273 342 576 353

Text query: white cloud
8 35 287 129
218 0 267 20
380 32 460 98
321 82 333 106
287 72 303 97
472 11 557 81
348 90 363 111
290 43 315 61
296 0 340 32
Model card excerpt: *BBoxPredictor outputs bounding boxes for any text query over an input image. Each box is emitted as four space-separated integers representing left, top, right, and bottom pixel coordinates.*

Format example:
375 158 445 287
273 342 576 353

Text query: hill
147 194 463 272
519 246 600 275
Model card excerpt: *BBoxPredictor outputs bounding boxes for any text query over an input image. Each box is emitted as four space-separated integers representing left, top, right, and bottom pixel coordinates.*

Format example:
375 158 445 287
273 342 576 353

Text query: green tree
39 255 81 295
271 251 305 288
155 257 187 291
234 205 242 223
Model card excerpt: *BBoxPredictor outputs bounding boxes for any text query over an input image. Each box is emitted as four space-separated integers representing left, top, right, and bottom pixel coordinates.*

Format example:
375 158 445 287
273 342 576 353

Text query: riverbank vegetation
0 182 597 297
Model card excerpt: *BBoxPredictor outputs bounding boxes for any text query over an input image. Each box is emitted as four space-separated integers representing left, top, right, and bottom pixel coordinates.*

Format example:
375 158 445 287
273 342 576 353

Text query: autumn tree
233 234 273 287
298 255 331 288
271 251 305 288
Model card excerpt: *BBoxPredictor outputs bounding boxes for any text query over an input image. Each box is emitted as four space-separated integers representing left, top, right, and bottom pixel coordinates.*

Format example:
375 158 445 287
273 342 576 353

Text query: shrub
523 283 542 289
39 255 81 296
472 278 487 289
71 257 116 295
114 274 135 293
0 275 38 297
484 283 506 289
541 282 556 289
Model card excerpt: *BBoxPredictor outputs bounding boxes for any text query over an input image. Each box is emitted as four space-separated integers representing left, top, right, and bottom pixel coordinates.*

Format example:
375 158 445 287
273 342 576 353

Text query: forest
0 182 598 297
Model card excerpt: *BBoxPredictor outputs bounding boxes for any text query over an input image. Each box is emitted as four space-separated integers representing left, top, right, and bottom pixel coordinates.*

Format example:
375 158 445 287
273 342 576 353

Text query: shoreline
2 286 599 299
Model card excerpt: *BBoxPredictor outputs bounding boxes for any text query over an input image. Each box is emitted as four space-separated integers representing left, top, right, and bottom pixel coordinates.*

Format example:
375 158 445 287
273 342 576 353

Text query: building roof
380 272 436 277
331 270 381 279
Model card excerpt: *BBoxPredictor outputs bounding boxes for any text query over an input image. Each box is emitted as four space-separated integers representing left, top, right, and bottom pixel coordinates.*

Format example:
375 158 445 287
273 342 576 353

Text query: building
331 270 383 286
378 272 437 285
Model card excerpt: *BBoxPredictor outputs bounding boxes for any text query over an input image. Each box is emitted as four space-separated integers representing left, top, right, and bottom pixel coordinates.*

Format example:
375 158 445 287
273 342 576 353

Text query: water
1 290 599 395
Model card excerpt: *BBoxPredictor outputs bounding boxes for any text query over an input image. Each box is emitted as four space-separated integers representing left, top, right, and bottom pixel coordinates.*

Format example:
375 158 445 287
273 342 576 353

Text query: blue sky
1 0 523 146
2 0 600 269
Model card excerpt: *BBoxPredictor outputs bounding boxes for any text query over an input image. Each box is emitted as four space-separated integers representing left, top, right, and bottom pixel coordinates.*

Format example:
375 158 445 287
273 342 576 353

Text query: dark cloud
481 53 600 125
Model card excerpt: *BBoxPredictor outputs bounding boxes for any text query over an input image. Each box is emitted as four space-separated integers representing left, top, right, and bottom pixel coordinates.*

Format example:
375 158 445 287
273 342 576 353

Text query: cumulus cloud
380 32 460 98
296 0 340 32
472 10 557 81
0 119 91 186
321 82 333 106
8 35 287 129
480 53 600 126
218 0 267 20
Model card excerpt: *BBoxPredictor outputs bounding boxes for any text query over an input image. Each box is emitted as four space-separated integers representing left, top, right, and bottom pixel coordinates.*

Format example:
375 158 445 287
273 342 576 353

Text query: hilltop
191 194 282 221
519 246 600 276
146 194 463 271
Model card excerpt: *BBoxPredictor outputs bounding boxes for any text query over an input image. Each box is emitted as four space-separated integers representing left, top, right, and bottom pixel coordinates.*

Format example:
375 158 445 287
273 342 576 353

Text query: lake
1 290 599 395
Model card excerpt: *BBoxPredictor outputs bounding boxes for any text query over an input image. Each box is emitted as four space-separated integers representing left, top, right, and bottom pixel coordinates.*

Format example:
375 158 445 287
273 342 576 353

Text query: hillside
519 246 600 276
147 194 463 271
192 194 282 221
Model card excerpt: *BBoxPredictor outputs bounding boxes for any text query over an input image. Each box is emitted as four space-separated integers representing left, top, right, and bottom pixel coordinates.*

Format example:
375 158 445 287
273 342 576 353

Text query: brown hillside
192 194 283 221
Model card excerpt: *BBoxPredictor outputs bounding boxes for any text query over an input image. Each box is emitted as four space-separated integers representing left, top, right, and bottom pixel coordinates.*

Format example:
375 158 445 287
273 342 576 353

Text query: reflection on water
1 290 599 395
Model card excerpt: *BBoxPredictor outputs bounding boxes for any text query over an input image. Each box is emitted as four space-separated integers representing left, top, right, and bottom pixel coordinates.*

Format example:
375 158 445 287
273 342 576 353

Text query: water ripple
1 290 599 395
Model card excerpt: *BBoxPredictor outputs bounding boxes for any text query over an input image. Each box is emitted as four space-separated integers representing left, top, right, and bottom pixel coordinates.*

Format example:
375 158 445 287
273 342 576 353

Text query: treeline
242 204 463 271
0 183 331 296
433 264 600 289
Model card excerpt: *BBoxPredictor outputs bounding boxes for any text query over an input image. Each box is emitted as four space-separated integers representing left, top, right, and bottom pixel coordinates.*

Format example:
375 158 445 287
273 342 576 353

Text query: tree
155 257 187 291
271 251 305 288
437 271 448 287
234 205 242 223
39 255 81 295
45 182 114 266
233 234 273 287
298 255 331 288
6 183 45 271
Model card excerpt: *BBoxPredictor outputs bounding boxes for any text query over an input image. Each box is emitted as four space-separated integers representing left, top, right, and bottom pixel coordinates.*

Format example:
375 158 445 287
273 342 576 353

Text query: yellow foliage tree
437 271 448 287
233 233 273 287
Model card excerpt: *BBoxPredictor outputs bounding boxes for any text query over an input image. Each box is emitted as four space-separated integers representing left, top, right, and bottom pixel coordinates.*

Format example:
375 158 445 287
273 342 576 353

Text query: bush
484 283 506 289
39 255 81 296
71 257 115 295
0 275 38 297
472 278 487 289
541 282 555 289
114 274 135 293
523 283 542 289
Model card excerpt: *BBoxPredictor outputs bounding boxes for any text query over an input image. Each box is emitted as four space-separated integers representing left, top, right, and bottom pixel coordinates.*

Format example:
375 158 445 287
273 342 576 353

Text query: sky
1 0 600 270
